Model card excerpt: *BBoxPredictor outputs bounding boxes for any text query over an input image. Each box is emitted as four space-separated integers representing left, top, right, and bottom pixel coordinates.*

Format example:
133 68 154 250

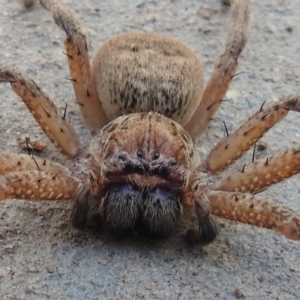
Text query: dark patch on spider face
148 158 177 177
105 150 181 182
102 183 181 238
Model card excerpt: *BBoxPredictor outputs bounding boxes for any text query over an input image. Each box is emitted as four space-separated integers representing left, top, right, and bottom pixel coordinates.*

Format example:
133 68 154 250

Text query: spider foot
71 185 103 231
85 212 103 231
185 216 218 246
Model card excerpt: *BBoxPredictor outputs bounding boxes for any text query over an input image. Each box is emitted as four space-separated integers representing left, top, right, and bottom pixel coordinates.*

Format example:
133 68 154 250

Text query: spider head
87 112 198 238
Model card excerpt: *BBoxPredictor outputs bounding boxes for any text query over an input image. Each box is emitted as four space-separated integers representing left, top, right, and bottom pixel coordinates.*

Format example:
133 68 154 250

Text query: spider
0 0 300 246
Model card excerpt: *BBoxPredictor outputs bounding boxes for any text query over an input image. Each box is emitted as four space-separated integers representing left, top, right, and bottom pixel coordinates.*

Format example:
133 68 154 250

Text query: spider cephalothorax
0 0 300 246
72 112 217 244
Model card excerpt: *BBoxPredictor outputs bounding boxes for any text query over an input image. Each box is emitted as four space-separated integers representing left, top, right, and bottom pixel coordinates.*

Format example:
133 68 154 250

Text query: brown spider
0 0 300 245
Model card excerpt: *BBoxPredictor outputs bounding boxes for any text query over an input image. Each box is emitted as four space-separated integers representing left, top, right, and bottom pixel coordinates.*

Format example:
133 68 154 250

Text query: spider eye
152 151 160 160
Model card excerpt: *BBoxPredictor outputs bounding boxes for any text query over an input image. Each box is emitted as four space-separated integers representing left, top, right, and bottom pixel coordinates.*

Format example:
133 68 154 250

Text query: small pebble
234 288 245 299
257 141 267 151
199 12 211 20
222 0 231 5
285 24 293 32
46 266 55 273
23 0 36 7
17 137 46 152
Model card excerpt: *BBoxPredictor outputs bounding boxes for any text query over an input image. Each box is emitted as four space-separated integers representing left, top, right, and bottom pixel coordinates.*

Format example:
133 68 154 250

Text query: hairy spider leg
40 0 108 132
184 0 249 139
0 66 81 158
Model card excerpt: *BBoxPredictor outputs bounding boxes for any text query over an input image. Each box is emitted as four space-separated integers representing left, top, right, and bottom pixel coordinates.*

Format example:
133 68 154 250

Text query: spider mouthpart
103 184 143 235
136 187 181 239
123 161 145 174
109 151 179 179
103 183 181 238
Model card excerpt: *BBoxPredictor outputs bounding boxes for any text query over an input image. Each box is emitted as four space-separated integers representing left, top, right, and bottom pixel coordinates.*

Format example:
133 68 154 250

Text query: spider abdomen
92 32 204 126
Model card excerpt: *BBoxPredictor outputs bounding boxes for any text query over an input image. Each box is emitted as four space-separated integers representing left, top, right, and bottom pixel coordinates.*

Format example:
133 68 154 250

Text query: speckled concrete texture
0 0 300 299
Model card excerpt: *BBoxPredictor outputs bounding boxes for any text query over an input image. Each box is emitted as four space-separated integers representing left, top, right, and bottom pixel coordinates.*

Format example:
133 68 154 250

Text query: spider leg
0 151 106 230
0 152 71 175
184 0 249 138
0 170 80 201
0 66 82 159
207 191 300 240
0 152 80 200
217 147 300 193
202 95 300 174
39 0 108 132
